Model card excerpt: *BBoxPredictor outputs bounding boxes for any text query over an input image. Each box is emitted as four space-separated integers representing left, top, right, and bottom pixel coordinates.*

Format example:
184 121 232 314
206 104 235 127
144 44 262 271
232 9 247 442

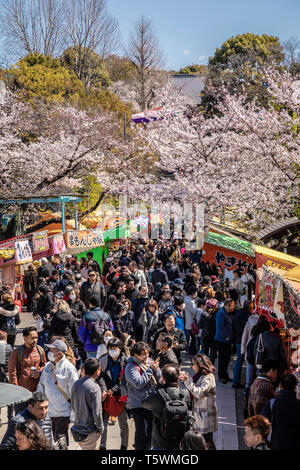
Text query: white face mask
109 349 120 359
69 293 76 301
104 336 112 344
48 352 56 362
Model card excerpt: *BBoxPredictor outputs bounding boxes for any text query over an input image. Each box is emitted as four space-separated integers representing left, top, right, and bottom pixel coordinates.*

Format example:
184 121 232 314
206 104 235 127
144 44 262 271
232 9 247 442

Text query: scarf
133 357 157 386
190 371 202 401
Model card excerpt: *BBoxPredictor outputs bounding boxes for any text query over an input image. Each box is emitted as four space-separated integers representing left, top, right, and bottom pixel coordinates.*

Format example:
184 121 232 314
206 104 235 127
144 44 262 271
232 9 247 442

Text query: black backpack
158 388 189 440
89 311 111 345
4 316 17 336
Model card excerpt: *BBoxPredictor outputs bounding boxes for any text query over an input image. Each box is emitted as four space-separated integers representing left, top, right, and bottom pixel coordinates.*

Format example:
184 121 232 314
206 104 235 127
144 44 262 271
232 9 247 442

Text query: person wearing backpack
0 293 21 347
78 295 114 359
8 326 46 392
180 354 218 450
142 364 190 450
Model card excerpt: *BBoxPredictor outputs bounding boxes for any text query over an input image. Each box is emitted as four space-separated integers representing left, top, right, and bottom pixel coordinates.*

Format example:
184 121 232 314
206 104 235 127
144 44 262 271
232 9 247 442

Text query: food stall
202 231 256 278
255 248 300 371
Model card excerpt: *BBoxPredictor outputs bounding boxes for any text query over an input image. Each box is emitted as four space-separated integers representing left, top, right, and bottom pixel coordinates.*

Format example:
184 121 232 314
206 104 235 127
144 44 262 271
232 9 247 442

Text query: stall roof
205 232 254 257
254 245 300 266
103 223 130 242
285 265 300 283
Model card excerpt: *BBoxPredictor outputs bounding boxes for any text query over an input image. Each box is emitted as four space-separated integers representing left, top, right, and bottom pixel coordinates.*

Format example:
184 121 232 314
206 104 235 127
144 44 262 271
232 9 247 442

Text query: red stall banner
202 243 256 275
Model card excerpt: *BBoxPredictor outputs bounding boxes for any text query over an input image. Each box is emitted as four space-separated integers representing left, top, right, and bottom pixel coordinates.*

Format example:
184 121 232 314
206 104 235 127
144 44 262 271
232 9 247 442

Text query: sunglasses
89 274 96 277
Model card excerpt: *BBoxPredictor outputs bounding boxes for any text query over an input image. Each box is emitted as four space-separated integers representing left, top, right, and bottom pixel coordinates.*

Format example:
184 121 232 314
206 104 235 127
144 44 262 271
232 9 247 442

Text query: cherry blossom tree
122 69 300 232
0 93 122 198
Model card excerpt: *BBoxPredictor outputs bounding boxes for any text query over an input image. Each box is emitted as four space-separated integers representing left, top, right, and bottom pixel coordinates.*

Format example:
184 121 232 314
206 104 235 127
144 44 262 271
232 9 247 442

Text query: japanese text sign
65 230 104 250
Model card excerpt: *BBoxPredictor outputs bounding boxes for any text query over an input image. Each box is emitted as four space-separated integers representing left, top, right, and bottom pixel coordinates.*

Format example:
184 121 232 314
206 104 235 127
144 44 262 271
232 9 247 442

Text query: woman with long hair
15 420 52 450
180 354 218 450
49 299 79 352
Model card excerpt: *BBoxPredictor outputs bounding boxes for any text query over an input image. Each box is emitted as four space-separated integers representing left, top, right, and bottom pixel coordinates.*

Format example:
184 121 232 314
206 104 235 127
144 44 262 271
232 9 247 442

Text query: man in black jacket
154 332 178 368
152 314 187 365
0 391 53 450
164 258 181 283
262 373 300 450
151 261 169 288
80 269 105 309
232 300 253 388
142 364 190 450
23 264 38 312
37 258 54 280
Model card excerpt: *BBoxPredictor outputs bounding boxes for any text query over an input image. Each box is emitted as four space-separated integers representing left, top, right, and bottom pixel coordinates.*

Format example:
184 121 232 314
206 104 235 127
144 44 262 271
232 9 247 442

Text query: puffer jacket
78 307 114 353
124 356 161 409
49 309 80 351
142 384 190 450
0 304 20 334
0 407 53 450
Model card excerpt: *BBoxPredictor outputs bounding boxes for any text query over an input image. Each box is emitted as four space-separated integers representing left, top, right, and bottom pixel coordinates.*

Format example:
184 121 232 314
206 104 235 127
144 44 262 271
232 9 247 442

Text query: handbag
191 319 199 335
103 394 127 417
255 334 266 371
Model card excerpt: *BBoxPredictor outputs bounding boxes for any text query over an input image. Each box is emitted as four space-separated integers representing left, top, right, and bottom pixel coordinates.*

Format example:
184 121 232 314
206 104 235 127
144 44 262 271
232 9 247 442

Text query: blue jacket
124 357 161 409
132 296 149 326
163 305 185 332
0 407 53 450
78 307 114 352
214 307 233 343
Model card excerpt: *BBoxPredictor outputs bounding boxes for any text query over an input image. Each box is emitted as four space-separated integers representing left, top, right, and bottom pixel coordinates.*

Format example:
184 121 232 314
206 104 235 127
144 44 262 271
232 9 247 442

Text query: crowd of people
0 238 299 451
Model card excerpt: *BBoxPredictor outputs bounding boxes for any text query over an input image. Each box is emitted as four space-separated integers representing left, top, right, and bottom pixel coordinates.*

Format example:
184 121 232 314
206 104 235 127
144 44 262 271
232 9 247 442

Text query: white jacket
132 269 147 289
37 356 79 418
184 295 198 331
241 314 259 356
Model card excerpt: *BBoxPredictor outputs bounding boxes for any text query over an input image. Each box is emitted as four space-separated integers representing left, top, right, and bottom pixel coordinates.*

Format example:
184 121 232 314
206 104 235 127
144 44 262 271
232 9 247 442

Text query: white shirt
37 356 79 418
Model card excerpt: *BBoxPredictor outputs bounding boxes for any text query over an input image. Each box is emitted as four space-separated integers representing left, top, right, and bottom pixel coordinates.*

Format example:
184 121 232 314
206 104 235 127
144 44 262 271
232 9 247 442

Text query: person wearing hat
37 339 79 444
210 275 220 292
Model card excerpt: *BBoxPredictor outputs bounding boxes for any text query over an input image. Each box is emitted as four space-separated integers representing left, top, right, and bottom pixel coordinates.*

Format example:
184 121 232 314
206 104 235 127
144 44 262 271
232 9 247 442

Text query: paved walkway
0 311 240 450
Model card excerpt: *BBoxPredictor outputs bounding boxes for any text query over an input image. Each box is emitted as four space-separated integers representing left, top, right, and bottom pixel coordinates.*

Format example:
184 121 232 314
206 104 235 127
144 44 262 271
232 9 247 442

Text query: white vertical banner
184 203 194 242
161 204 171 240
150 203 160 239
173 203 183 240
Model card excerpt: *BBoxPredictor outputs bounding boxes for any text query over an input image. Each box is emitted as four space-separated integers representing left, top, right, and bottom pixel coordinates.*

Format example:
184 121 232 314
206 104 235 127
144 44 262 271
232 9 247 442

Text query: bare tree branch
125 15 166 111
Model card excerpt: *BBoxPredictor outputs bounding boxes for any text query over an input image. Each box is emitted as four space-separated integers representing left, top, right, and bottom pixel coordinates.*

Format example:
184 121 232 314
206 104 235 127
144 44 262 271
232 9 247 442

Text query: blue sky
109 0 300 70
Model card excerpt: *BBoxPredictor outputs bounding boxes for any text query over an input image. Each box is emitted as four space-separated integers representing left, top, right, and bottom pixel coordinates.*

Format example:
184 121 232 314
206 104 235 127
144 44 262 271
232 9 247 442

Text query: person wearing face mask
97 338 129 451
37 339 79 445
96 329 114 360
